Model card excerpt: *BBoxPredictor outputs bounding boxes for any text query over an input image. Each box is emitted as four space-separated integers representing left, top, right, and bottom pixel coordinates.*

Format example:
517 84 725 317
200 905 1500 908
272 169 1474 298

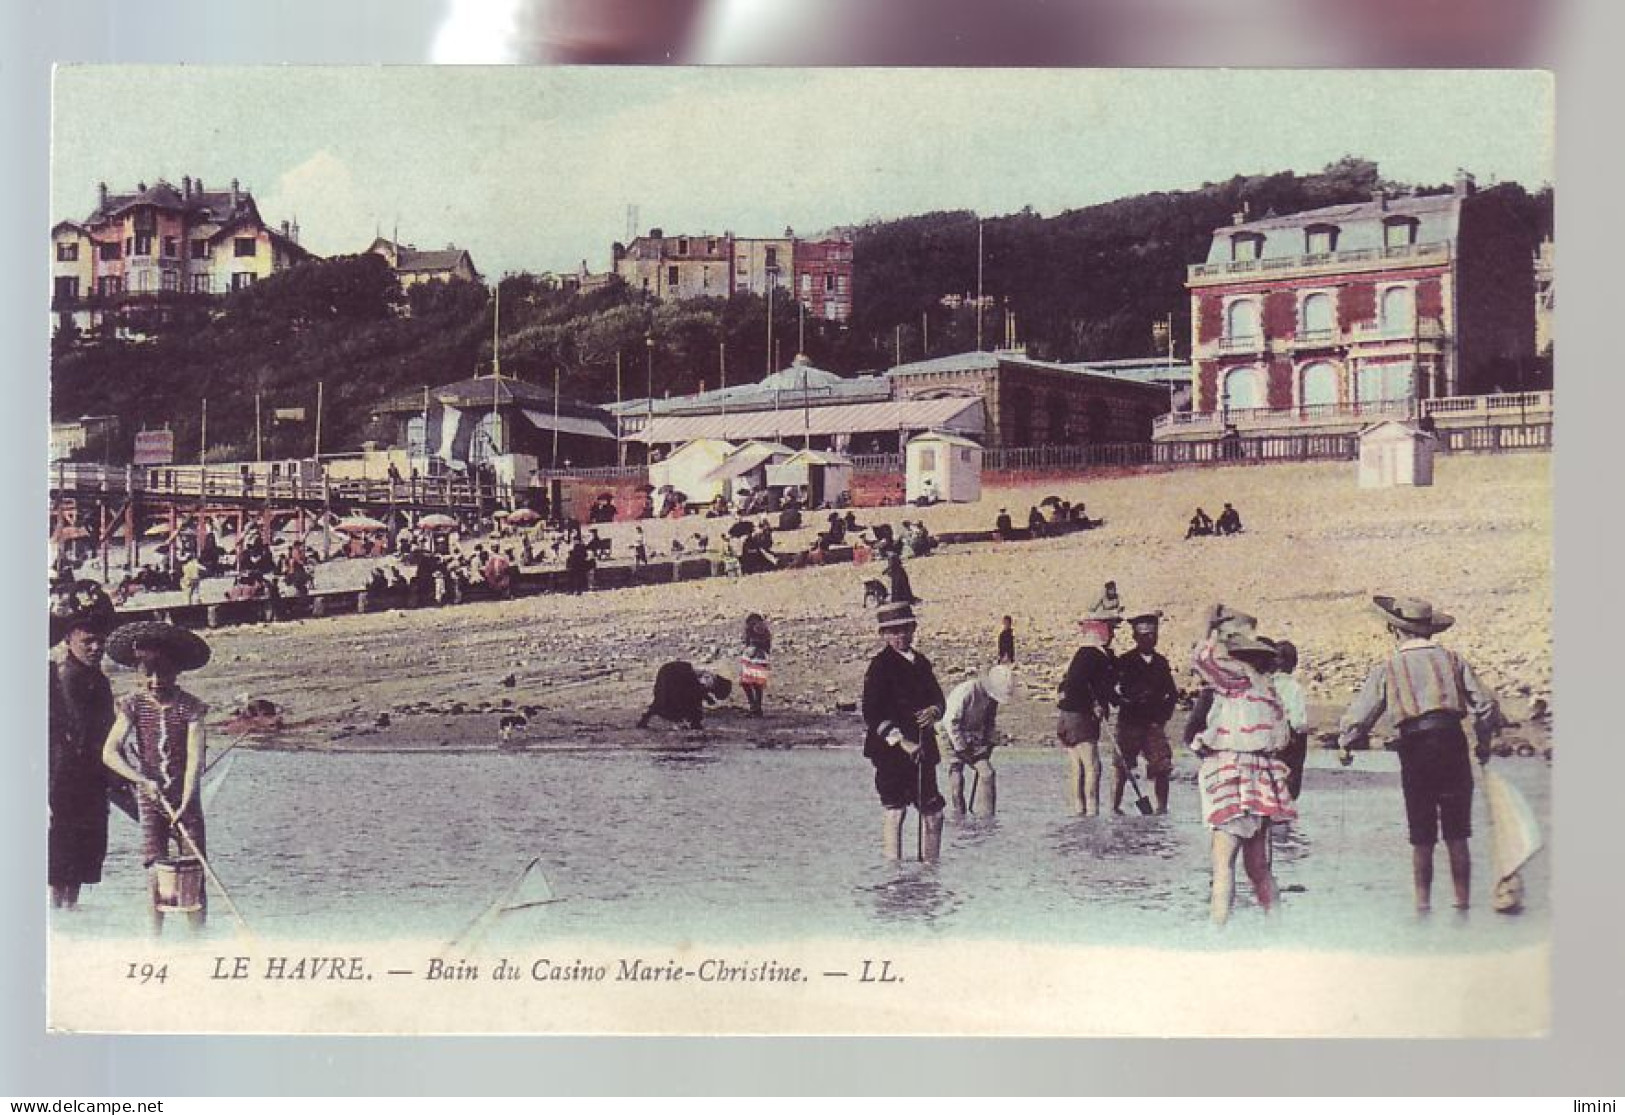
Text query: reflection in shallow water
53 748 1550 954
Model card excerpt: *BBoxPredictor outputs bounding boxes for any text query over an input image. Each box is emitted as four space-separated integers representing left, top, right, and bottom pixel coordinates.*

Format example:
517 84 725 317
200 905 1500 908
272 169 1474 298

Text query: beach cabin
702 441 798 507
1357 420 1436 489
766 448 853 509
648 437 737 505
906 431 982 504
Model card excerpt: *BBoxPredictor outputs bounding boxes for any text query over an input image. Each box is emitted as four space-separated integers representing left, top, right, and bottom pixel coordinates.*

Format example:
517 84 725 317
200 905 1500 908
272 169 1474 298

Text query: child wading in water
739 613 772 717
100 621 212 934
1189 623 1296 925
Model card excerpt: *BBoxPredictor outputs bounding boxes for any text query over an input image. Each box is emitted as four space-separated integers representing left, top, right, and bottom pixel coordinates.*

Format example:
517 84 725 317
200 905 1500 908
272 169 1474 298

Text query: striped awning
630 397 984 445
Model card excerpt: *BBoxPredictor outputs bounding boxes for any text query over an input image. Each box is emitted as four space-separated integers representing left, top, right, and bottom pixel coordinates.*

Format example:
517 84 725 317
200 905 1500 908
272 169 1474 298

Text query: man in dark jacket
638 662 732 730
862 602 946 860
1112 612 1180 814
48 610 115 909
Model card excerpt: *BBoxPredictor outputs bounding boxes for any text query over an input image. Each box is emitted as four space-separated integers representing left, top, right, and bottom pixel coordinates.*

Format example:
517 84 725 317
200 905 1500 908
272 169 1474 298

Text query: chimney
290 219 300 244
281 220 290 237
1231 209 1246 226
137 181 146 193
650 227 663 240
1372 189 1387 211
97 181 108 209
182 174 192 198
231 177 240 207
784 225 794 238
1454 169 1477 197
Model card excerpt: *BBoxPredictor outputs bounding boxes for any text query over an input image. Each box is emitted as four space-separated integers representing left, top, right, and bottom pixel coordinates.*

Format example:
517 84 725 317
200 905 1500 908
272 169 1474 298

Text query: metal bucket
154 856 204 913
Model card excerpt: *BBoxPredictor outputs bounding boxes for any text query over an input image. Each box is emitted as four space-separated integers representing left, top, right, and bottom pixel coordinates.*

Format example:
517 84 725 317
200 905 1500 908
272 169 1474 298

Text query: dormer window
1230 233 1265 263
1383 217 1420 249
1304 224 1339 256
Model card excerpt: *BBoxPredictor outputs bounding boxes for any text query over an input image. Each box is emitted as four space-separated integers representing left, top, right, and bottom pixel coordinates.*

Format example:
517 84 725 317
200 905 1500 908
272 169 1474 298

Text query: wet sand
163 452 1551 757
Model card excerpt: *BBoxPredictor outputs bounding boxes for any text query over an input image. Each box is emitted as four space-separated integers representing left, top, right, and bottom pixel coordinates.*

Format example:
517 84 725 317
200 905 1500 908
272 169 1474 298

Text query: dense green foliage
52 158 1552 464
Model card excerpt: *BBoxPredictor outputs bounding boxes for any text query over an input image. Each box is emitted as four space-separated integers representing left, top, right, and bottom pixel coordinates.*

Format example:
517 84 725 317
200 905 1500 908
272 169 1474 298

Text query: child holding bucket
101 621 212 934
739 613 772 718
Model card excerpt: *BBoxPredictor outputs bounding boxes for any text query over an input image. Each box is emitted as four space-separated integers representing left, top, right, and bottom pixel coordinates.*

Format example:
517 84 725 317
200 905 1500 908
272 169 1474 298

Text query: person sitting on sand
994 508 1015 541
100 621 213 934
637 662 733 731
1215 503 1243 536
1027 506 1048 539
1186 508 1214 538
1338 595 1502 915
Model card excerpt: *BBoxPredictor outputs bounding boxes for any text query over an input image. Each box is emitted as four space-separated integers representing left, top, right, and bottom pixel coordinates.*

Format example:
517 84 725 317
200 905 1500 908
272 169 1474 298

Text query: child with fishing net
100 621 213 934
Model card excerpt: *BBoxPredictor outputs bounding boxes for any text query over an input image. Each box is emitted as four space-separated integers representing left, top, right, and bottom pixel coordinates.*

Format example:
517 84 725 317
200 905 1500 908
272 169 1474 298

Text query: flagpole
552 365 561 470
255 392 263 463
314 381 323 460
199 397 207 467
976 219 985 352
616 351 625 467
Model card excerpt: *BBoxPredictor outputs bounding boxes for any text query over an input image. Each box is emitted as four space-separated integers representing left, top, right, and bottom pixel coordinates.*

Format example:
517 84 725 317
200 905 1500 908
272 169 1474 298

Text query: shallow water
54 747 1551 954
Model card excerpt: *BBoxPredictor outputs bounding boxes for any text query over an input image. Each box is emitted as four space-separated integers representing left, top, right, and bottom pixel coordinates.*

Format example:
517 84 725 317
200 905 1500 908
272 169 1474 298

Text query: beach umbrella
143 522 177 538
335 514 388 534
492 509 511 519
507 508 541 525
418 513 459 531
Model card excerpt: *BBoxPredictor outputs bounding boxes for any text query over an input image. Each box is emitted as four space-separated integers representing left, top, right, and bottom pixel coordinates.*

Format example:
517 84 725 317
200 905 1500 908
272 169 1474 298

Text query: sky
51 67 1553 282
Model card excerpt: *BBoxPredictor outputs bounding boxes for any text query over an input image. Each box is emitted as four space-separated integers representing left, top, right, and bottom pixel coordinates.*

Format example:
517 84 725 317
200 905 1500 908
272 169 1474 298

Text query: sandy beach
157 452 1551 757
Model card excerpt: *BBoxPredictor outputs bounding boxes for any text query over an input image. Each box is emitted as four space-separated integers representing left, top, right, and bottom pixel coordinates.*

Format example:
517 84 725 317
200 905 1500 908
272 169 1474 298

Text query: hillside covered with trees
51 157 1551 465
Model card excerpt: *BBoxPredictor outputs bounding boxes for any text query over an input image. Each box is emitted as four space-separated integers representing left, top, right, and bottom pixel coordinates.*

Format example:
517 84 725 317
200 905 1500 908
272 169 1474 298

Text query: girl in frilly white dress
1189 627 1297 925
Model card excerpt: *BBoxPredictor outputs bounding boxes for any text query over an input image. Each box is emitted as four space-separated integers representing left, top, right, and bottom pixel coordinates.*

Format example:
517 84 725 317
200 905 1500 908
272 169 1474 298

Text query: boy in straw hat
99 621 213 933
1339 595 1503 914
1055 601 1122 817
861 602 947 860
937 663 1015 817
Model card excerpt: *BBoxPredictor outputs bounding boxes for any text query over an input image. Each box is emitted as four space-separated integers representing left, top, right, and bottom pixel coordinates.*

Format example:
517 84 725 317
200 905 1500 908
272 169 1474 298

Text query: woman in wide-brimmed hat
100 621 213 933
1339 594 1503 914
1189 629 1296 926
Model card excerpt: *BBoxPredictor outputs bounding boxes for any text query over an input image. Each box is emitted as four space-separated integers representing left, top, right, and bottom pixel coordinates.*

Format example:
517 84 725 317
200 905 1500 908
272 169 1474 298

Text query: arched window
1300 361 1338 408
1222 367 1263 411
1300 292 1334 339
1381 286 1414 336
1226 299 1259 342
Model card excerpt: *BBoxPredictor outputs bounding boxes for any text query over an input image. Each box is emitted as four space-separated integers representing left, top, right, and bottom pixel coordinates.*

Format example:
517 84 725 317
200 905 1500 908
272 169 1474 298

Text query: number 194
125 962 168 984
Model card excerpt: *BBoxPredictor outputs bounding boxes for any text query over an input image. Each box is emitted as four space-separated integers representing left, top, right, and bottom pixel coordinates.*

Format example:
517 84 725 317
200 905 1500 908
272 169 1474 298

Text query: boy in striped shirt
1339 595 1502 914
